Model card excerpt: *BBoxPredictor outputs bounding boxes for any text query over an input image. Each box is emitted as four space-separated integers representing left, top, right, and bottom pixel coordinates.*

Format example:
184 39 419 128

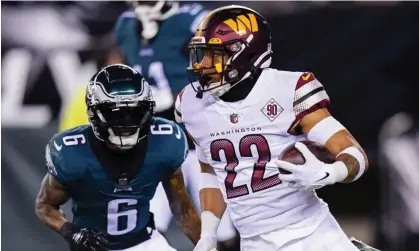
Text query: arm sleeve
188 6 210 35
166 123 189 174
174 88 185 123
114 11 135 47
180 5 210 58
45 141 72 186
195 143 209 164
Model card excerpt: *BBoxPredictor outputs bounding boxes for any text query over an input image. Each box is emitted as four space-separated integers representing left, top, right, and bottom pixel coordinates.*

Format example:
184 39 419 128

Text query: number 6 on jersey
107 199 138 235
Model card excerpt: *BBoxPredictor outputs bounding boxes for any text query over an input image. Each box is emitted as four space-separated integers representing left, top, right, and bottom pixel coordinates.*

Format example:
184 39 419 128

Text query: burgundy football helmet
187 5 273 98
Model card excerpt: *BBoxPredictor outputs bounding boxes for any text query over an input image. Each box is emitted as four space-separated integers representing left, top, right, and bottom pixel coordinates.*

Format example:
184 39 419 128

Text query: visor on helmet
187 43 230 93
95 101 154 136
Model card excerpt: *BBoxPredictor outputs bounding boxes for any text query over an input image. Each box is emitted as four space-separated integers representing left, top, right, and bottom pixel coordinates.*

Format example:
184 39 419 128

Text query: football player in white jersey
175 5 371 251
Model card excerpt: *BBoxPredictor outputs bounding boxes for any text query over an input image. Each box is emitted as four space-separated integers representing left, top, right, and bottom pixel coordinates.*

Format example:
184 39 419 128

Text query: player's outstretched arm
35 174 109 251
35 173 70 233
300 108 369 183
163 167 201 245
199 161 226 220
193 161 226 251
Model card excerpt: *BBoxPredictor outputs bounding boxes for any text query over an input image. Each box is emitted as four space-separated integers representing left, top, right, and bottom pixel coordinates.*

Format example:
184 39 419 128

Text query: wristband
330 161 349 183
337 146 366 181
201 211 221 237
59 222 77 242
308 116 346 145
200 173 219 190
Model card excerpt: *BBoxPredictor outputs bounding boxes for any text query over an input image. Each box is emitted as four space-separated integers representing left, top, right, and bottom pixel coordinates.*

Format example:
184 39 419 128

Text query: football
278 141 335 174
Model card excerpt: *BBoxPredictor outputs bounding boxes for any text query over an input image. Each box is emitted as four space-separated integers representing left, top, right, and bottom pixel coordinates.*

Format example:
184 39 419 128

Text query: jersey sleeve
174 88 185 123
175 91 208 163
45 138 77 186
195 143 209 164
114 11 135 46
288 72 330 134
175 3 210 35
293 72 330 120
186 5 210 35
165 122 189 175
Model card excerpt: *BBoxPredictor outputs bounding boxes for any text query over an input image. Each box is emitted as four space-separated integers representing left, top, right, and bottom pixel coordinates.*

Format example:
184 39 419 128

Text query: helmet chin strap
107 128 144 150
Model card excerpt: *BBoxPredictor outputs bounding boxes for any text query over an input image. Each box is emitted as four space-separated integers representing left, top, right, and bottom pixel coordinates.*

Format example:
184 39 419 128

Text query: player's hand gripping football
193 233 218 251
274 142 347 190
61 223 109 251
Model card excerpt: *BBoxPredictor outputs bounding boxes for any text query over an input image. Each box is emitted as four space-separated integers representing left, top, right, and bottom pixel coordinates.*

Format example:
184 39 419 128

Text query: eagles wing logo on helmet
141 78 153 101
85 64 156 149
86 84 99 106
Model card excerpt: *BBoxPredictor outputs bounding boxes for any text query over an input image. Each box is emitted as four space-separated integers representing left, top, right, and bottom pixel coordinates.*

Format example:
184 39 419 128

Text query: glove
60 222 109 251
193 233 218 251
274 142 348 190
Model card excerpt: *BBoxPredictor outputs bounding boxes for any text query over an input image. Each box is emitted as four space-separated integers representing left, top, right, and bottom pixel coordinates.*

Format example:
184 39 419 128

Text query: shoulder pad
114 11 136 46
45 126 89 184
174 88 186 123
150 117 188 170
151 117 186 140
175 4 210 34
293 72 330 120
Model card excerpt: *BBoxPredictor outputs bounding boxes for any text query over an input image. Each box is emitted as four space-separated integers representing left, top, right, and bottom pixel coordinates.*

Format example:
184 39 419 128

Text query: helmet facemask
89 102 154 150
86 76 156 150
187 34 272 98
187 40 242 97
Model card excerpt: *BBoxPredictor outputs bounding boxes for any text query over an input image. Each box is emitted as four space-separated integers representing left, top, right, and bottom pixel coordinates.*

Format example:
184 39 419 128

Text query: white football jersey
176 68 331 238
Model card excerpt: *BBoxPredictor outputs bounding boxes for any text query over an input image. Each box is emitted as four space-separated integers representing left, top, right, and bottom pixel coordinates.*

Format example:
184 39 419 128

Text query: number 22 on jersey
210 134 282 199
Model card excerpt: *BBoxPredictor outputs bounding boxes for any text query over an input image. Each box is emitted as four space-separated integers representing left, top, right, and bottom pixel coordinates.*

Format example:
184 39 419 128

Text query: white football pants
240 209 358 251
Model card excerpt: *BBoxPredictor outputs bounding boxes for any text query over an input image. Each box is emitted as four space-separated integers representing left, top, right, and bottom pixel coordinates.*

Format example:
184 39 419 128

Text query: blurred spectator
1 1 126 128
378 112 419 251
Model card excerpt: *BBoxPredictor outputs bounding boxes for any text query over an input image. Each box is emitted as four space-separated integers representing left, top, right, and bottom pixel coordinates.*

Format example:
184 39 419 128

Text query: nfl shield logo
230 113 239 124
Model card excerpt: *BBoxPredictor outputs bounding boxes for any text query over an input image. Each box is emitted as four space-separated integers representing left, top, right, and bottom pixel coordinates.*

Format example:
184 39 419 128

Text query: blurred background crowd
1 1 419 251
